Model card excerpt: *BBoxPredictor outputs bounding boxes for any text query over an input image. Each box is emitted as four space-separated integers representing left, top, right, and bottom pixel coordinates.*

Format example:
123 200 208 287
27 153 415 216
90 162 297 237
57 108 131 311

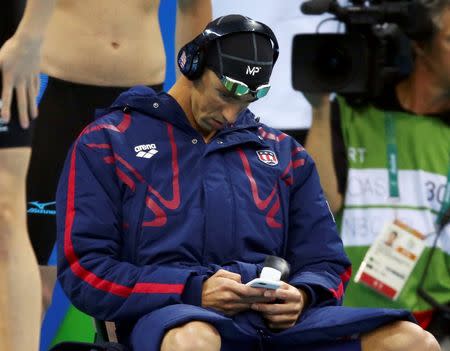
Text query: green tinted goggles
218 74 271 100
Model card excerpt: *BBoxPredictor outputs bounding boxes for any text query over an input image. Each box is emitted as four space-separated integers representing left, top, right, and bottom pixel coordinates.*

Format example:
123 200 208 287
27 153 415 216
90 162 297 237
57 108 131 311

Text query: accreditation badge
354 219 426 300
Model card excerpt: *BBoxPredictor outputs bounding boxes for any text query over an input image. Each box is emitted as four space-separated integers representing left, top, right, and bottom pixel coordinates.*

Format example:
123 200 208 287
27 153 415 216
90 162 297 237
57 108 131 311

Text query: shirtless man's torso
41 0 166 86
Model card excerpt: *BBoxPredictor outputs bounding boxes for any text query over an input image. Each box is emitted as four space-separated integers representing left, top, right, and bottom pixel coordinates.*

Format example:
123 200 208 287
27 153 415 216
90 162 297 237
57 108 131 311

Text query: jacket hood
103 85 262 131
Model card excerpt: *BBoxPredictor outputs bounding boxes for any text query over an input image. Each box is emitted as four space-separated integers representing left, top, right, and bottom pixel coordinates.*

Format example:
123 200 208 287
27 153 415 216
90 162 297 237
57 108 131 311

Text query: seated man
56 15 440 351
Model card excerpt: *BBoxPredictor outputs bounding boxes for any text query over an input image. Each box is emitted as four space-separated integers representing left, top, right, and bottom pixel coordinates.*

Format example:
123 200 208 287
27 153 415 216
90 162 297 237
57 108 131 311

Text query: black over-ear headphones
177 15 279 80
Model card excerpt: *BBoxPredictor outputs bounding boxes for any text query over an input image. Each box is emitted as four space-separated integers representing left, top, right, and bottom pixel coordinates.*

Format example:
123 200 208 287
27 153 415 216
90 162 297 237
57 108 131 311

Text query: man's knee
362 321 440 351
0 178 17 236
0 153 28 244
0 205 15 231
0 203 16 258
0 196 29 259
161 321 221 351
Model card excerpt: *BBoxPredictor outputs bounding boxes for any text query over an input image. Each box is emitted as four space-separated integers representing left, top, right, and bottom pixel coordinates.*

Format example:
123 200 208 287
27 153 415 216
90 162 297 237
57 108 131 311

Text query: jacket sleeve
286 147 352 308
56 134 207 322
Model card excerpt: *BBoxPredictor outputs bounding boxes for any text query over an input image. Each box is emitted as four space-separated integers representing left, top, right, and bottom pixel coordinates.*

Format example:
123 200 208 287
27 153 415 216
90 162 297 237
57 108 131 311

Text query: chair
49 319 128 351
94 320 118 343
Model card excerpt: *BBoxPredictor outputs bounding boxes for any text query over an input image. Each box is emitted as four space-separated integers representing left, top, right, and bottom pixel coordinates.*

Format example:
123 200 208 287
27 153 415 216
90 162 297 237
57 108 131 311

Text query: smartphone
245 278 281 290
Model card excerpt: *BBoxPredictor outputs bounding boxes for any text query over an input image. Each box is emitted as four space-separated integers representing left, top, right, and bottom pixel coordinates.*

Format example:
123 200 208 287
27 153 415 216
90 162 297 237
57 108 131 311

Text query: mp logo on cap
246 65 261 76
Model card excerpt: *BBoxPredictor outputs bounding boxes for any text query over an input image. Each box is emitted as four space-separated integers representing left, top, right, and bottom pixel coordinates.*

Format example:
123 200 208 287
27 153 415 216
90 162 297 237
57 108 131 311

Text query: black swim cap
205 29 275 90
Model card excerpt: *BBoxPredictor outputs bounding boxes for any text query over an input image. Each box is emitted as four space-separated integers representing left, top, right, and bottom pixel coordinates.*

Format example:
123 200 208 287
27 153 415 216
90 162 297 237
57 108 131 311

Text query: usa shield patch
178 50 187 70
256 150 278 166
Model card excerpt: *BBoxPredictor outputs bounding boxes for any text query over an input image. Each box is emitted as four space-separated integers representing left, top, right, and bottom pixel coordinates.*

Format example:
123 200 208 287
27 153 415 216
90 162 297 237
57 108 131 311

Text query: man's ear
412 38 434 58
412 41 426 57
192 76 201 89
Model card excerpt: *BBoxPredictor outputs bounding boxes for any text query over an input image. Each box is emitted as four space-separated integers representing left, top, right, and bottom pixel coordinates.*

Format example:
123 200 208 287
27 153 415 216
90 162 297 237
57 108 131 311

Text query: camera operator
305 0 450 344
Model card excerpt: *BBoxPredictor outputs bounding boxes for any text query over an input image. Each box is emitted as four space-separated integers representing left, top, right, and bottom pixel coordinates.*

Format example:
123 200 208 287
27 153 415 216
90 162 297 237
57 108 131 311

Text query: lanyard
385 112 399 198
437 159 450 228
385 112 450 228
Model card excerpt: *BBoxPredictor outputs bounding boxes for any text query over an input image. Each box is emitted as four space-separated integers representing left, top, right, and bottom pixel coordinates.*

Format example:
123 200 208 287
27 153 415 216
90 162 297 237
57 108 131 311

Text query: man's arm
0 0 56 127
56 129 209 322
175 0 212 72
286 146 352 308
304 95 343 213
57 130 276 321
247 145 349 330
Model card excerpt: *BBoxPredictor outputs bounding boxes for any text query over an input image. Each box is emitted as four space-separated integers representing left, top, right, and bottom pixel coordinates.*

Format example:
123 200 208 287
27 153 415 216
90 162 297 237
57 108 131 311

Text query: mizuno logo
246 66 261 76
134 143 158 159
28 201 56 215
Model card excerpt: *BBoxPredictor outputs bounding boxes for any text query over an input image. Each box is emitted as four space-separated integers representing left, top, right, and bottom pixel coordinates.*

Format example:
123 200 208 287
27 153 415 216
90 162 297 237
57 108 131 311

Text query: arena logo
134 143 158 159
27 201 56 215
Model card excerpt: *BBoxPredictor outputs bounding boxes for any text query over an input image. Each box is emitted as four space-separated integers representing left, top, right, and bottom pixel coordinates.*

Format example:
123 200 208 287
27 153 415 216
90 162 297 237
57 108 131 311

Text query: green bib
336 96 450 313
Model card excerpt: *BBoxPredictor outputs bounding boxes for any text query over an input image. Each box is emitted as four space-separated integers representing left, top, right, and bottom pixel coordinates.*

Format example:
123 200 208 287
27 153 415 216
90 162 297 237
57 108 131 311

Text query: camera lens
292 33 368 93
315 46 353 85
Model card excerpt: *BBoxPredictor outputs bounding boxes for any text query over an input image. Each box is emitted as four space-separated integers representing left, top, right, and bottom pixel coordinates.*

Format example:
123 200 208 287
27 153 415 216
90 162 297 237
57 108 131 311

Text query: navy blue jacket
56 86 352 324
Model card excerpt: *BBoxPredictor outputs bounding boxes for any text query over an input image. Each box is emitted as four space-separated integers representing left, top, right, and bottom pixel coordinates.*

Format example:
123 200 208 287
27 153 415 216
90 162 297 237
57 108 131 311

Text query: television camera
291 0 434 100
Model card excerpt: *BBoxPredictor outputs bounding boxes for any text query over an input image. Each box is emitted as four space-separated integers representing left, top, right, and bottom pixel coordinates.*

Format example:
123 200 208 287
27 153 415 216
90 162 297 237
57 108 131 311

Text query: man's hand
302 92 329 110
250 283 309 330
201 269 276 316
0 35 41 128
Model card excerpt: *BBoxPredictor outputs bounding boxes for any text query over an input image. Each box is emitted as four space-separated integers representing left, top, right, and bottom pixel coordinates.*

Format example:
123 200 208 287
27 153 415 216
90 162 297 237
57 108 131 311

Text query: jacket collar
103 86 269 147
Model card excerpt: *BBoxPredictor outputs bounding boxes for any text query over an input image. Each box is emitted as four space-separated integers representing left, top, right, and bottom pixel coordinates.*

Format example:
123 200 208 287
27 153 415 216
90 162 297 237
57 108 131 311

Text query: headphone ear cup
177 42 206 80
177 43 193 77
187 49 206 80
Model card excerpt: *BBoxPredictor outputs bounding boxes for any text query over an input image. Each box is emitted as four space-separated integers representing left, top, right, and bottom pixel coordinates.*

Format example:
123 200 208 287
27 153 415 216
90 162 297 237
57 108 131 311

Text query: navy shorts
126 304 413 351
